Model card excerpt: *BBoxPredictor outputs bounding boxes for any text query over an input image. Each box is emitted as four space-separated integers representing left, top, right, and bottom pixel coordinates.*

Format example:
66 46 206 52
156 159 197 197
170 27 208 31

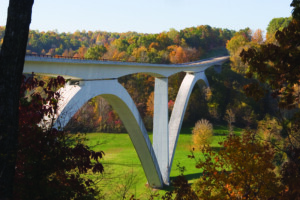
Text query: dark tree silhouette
0 1 34 199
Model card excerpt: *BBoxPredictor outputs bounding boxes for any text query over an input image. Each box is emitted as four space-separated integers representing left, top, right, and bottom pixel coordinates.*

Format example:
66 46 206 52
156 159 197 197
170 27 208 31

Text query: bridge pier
153 77 170 185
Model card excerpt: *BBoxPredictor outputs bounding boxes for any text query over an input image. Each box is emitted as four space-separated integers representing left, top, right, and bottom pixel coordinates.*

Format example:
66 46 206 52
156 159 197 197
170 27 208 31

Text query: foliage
226 28 263 74
241 19 300 110
258 115 282 142
162 164 199 200
85 45 107 60
291 0 300 20
14 74 104 199
266 17 292 42
0 25 235 64
240 4 300 197
280 146 300 199
191 131 283 199
192 119 213 148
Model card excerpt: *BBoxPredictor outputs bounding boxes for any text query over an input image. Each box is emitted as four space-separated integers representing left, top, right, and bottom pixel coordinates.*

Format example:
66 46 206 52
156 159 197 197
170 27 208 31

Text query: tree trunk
0 1 34 199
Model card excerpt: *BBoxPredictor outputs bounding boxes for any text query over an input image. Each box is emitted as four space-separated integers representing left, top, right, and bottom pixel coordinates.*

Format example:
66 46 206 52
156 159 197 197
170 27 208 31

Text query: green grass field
84 125 242 199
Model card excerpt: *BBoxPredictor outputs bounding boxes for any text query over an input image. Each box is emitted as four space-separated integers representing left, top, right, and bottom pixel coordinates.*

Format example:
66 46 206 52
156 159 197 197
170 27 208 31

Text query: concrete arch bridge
23 55 229 188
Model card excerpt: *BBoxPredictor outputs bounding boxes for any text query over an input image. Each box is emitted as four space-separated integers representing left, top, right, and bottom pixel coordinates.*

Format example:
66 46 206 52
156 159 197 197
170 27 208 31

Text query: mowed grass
84 125 242 199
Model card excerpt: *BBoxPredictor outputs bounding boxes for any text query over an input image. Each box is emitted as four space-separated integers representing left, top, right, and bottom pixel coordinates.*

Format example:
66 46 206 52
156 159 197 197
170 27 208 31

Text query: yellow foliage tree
192 119 213 149
192 131 284 199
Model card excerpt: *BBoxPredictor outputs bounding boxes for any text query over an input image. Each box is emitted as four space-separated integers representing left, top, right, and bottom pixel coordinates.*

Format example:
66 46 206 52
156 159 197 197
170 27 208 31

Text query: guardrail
25 53 228 65
26 53 110 61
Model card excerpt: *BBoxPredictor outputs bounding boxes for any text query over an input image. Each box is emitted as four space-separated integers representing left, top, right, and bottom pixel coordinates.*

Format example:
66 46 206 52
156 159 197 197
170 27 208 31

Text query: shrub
192 119 213 149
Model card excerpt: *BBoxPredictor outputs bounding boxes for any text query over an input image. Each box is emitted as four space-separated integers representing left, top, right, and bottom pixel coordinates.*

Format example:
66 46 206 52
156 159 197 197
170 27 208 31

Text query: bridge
23 55 229 188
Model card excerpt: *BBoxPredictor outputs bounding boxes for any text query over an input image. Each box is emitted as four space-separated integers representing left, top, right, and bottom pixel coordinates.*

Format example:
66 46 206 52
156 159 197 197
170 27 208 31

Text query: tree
266 17 292 43
192 119 213 149
291 0 300 20
192 131 283 199
224 109 235 135
0 1 34 198
251 29 264 44
14 74 104 199
240 6 300 197
240 19 300 113
85 45 107 60
168 45 188 64
226 30 252 74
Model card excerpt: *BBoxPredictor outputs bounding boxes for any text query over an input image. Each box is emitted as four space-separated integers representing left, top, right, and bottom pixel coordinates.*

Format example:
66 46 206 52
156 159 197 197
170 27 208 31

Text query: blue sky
0 0 293 34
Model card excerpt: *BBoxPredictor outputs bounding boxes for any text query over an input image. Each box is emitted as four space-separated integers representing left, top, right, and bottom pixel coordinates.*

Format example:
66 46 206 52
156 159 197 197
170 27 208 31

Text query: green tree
266 17 292 41
85 45 107 60
291 0 300 20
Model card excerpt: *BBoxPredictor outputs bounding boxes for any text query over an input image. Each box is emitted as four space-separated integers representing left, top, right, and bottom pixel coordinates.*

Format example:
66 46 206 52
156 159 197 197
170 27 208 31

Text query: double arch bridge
23 55 229 188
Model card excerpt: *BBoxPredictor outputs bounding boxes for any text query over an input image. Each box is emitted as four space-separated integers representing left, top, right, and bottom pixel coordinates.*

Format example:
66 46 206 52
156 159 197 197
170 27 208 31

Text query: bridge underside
54 71 211 188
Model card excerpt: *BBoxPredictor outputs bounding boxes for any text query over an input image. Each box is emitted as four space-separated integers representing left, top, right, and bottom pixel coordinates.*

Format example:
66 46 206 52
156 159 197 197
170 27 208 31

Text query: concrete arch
54 80 163 188
168 72 209 175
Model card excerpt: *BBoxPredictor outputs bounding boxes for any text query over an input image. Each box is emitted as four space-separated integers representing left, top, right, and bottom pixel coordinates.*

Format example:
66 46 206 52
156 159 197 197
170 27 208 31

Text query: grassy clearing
84 125 242 199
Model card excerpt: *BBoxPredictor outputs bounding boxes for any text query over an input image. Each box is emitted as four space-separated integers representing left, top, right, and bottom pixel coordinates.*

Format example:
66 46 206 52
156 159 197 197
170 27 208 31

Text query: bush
192 119 213 149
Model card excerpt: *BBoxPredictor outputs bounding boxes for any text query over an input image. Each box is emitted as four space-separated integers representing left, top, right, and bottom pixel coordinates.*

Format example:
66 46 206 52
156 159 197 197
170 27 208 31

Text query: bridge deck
24 55 229 80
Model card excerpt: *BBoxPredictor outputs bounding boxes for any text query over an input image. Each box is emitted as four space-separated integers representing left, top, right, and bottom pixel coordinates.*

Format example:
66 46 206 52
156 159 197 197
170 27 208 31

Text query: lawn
84 125 242 199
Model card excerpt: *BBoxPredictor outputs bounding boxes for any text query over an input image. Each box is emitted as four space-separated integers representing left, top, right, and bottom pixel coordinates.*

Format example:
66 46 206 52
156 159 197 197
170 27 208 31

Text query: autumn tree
0 1 34 198
192 131 283 199
240 3 300 197
225 28 253 74
192 119 213 149
251 29 264 44
240 19 300 116
14 74 104 199
146 92 154 117
168 45 188 64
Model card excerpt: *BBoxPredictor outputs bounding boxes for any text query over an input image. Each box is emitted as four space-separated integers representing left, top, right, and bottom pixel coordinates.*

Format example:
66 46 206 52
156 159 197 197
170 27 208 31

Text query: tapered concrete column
153 77 169 185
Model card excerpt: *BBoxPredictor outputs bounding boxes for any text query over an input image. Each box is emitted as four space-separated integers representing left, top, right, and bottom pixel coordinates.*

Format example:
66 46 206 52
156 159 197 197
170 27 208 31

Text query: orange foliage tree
191 131 283 199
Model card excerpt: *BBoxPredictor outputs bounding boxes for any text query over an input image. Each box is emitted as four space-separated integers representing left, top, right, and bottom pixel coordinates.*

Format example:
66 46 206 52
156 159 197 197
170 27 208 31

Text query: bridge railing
25 53 159 64
25 53 228 65
26 53 110 62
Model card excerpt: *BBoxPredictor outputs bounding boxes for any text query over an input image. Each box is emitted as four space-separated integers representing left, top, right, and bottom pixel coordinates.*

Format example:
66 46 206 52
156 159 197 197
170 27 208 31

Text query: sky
0 0 293 34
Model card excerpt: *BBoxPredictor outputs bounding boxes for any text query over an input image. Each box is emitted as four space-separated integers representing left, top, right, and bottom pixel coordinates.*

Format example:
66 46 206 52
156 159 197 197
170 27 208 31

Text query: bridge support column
153 77 169 185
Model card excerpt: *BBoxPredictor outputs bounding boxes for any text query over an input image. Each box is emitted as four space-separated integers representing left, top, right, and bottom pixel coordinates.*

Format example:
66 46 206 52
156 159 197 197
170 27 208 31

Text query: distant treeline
0 25 233 63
